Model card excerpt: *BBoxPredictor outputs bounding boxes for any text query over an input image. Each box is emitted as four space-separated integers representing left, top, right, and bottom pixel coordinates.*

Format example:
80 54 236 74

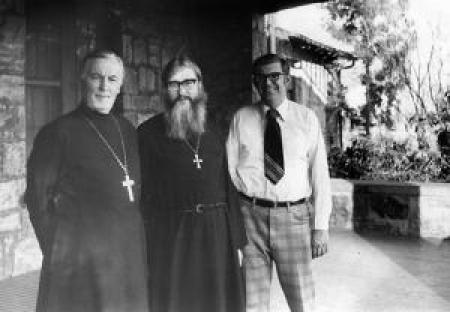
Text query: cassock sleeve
25 123 65 254
224 153 248 249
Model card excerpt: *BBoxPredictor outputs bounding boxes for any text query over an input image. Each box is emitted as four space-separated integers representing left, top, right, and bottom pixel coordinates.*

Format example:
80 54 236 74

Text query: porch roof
288 33 356 66
97 0 329 15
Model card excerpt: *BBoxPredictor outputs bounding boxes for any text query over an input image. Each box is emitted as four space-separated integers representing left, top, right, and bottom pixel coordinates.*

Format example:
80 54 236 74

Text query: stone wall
330 179 450 239
120 15 187 127
123 13 253 131
0 15 36 279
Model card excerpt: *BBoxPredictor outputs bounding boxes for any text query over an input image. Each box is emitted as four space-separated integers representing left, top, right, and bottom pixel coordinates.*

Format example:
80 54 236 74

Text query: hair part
252 53 289 75
162 55 203 85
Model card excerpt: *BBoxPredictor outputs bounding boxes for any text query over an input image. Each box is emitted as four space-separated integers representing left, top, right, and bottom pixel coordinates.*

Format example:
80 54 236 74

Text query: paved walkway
271 229 450 312
1 229 449 312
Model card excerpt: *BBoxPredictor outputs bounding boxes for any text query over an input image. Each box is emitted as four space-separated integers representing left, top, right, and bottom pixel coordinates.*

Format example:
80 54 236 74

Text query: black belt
239 193 306 208
179 202 227 214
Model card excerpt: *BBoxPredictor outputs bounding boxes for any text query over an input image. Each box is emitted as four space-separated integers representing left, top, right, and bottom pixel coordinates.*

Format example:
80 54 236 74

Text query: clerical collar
80 102 113 119
263 98 288 122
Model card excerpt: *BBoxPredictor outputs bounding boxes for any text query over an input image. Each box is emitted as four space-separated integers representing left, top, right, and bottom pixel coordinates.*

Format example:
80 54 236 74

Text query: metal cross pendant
122 174 135 202
193 153 203 169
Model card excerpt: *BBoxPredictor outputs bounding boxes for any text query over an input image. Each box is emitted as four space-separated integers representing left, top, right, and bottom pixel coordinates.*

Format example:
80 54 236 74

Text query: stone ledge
331 179 450 239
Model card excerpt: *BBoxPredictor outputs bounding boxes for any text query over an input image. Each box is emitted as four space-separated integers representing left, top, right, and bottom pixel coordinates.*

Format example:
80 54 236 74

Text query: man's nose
99 77 107 91
179 86 189 96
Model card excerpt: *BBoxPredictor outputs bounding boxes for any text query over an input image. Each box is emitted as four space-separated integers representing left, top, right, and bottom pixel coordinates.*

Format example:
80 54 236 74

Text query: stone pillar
0 15 36 279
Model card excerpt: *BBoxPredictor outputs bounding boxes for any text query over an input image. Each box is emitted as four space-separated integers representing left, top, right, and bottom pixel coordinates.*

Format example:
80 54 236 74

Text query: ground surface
1 229 449 312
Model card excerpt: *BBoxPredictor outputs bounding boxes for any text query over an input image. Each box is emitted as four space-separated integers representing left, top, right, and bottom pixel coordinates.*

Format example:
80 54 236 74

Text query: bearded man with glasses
227 53 332 312
138 55 246 312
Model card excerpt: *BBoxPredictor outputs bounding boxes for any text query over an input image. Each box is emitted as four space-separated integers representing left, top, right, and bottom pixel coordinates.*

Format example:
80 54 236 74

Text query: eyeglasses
167 79 198 92
254 72 285 85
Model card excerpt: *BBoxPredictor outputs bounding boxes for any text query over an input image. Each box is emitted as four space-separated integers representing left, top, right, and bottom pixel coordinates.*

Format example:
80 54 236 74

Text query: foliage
329 133 450 183
325 0 416 134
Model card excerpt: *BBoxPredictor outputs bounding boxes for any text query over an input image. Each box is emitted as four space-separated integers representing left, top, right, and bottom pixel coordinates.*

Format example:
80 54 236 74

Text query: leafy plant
329 135 450 182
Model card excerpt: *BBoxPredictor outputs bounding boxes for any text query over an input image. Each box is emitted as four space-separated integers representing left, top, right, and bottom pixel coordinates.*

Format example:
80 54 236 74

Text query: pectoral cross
122 174 135 202
193 153 203 169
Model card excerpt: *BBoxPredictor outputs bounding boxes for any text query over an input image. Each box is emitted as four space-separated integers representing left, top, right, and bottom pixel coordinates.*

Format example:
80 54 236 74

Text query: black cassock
138 114 247 312
26 104 148 312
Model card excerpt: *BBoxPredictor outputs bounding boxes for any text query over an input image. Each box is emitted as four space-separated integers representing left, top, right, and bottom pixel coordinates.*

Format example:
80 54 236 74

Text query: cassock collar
79 102 114 120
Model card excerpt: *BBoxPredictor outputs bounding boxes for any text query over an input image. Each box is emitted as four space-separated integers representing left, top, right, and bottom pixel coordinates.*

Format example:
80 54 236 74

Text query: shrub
329 136 450 182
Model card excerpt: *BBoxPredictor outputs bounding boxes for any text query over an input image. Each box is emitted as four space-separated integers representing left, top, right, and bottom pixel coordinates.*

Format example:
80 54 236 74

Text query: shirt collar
263 98 288 122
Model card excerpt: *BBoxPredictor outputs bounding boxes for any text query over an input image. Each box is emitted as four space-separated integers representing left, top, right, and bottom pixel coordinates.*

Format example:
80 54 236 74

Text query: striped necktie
264 108 284 184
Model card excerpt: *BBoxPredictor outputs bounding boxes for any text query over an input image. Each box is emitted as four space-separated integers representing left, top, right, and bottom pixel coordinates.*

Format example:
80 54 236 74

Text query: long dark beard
164 91 208 140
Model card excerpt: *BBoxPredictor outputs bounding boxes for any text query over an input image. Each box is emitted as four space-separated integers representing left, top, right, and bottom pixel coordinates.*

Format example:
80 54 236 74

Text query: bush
329 136 450 182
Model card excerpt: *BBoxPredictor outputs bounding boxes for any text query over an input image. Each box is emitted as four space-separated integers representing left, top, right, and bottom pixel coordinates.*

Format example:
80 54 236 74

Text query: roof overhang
28 0 330 17
288 34 356 67
251 0 329 14
120 0 330 15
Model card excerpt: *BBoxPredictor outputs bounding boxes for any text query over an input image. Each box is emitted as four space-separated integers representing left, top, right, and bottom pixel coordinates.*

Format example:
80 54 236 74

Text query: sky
275 0 450 110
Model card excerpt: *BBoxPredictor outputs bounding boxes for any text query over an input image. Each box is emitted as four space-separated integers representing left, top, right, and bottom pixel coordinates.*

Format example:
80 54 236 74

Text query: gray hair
81 49 124 79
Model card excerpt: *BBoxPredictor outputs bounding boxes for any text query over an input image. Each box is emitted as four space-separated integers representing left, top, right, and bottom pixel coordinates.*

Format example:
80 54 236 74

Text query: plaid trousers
240 198 315 312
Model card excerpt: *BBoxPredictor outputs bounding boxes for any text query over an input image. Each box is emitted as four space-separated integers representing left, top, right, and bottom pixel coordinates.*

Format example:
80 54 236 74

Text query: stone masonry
0 14 36 279
121 15 187 127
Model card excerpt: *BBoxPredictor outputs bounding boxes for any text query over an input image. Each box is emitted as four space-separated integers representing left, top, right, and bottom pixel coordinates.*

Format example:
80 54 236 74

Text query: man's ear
252 76 258 87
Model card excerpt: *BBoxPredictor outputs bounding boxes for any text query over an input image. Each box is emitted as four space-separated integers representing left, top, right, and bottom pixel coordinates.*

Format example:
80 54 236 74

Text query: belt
179 202 227 214
239 192 306 208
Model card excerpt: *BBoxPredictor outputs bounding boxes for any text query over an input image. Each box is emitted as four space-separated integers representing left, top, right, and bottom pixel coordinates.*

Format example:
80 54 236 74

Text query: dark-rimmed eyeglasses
166 79 198 92
254 72 285 85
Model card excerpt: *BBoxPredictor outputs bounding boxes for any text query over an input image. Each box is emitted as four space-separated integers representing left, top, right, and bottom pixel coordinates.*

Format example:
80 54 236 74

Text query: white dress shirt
226 98 332 230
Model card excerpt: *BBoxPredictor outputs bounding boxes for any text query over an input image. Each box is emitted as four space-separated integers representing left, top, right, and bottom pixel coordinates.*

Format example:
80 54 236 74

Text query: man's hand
237 249 243 267
311 229 329 259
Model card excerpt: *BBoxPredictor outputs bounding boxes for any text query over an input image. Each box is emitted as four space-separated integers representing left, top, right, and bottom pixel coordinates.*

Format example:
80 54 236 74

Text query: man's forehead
169 66 197 81
256 62 283 75
86 57 123 75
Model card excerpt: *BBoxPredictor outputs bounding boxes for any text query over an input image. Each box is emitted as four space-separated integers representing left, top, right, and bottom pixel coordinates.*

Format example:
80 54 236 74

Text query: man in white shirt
227 53 332 312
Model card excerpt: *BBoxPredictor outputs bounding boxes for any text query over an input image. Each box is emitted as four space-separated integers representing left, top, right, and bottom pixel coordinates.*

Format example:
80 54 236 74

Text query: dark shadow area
0 270 40 312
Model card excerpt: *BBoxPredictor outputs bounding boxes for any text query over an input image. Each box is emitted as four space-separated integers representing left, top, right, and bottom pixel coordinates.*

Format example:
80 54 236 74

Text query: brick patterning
121 15 183 127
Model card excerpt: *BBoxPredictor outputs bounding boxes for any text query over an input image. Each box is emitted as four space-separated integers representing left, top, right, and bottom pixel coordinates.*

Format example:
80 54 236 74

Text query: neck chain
184 134 203 169
83 114 135 202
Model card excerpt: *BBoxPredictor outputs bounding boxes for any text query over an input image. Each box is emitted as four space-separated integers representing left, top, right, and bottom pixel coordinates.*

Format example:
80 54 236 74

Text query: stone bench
330 179 450 239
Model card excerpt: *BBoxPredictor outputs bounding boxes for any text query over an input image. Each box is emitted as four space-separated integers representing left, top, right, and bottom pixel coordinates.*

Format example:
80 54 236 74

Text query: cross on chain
122 174 135 202
193 153 203 169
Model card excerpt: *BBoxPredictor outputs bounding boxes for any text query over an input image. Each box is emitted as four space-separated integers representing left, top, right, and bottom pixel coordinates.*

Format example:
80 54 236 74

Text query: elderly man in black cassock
138 55 247 312
25 50 149 312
